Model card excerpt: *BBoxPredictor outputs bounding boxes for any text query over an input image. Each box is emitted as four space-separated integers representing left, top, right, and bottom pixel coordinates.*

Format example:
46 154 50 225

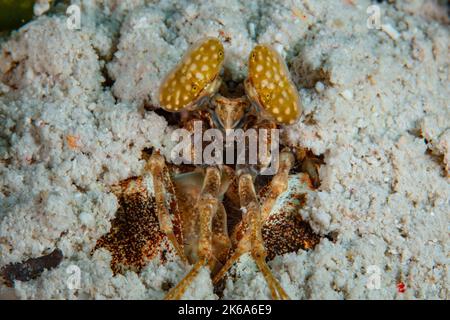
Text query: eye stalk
244 44 302 125
211 95 250 130
158 37 225 112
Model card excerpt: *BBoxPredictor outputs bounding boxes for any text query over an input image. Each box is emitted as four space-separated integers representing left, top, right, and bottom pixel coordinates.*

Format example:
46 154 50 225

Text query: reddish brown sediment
261 180 321 260
95 176 183 274
262 194 321 260
228 174 321 260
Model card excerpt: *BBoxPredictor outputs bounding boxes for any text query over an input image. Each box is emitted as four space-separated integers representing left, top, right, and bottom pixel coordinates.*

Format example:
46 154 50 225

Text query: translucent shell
245 45 301 125
158 38 225 112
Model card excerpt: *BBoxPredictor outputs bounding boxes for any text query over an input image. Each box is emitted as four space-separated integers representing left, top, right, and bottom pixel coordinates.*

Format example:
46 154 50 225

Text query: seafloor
0 0 448 299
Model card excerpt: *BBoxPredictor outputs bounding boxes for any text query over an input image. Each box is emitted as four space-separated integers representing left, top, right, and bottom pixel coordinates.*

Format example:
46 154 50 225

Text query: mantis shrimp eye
245 44 302 125
158 37 225 112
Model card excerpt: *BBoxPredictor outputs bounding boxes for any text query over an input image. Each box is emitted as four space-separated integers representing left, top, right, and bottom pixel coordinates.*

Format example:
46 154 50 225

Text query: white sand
0 0 448 299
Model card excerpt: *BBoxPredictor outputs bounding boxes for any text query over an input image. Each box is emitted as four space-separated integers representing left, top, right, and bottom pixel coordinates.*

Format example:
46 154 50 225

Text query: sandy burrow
0 0 448 299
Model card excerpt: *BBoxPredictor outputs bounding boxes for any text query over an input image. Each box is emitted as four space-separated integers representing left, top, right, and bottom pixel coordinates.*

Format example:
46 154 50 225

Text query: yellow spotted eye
246 44 302 124
158 37 225 112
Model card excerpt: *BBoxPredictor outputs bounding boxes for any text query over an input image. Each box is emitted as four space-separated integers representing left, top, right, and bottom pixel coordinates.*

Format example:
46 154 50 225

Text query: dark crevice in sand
0 249 63 287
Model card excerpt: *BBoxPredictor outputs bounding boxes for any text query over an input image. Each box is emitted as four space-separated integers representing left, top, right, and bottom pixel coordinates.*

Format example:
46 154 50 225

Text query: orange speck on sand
66 135 80 150
292 7 307 21
219 30 231 42
397 282 406 293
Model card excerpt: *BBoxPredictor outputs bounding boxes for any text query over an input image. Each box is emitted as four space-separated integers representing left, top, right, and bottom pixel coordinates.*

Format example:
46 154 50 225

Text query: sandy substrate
0 0 448 299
